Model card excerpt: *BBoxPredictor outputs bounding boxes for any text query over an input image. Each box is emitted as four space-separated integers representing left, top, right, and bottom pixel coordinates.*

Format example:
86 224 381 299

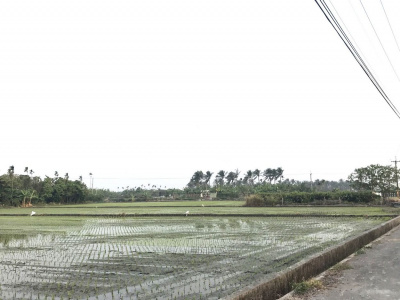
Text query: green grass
64 200 244 207
0 216 86 233
293 279 323 295
0 202 398 216
330 262 353 271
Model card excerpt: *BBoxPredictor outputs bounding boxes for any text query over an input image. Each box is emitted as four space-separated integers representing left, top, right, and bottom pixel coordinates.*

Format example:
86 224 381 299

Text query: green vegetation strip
1 203 399 216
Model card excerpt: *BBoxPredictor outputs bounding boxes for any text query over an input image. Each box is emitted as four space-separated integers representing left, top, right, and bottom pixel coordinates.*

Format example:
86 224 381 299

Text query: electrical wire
379 0 400 53
315 0 400 119
319 0 400 117
359 0 400 82
327 0 371 69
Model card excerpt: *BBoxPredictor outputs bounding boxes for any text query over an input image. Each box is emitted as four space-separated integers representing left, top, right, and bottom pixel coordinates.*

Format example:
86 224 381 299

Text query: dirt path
283 224 400 300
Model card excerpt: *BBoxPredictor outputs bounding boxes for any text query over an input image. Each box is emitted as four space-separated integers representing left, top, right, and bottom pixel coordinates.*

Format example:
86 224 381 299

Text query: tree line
0 165 92 206
1 163 397 206
187 168 285 188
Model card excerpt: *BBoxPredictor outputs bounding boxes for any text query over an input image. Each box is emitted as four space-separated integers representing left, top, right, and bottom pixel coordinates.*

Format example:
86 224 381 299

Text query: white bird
30 211 36 216
185 211 189 216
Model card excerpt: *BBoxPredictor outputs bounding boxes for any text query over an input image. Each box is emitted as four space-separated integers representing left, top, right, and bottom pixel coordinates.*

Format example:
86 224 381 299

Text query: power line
379 0 400 53
359 0 400 82
315 0 400 119
319 0 400 117
327 0 372 69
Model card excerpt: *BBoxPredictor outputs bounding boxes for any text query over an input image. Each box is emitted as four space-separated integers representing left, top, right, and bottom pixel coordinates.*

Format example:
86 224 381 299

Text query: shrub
245 191 379 206
244 195 264 207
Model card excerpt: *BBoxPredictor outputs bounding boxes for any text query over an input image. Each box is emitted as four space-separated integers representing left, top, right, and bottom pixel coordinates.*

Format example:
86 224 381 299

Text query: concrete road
304 224 400 300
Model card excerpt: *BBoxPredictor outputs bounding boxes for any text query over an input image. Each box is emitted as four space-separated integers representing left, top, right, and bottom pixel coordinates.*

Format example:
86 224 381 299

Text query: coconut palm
234 169 241 184
253 169 261 183
215 170 227 186
243 170 253 185
263 168 274 184
8 165 15 199
275 167 284 183
204 171 214 187
226 171 236 185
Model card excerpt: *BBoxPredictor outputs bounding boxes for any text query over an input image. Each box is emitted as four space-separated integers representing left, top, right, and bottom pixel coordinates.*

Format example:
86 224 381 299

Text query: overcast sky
1 0 400 190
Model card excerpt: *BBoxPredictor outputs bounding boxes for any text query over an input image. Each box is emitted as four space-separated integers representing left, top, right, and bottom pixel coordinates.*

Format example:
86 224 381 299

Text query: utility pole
391 157 400 197
310 171 313 191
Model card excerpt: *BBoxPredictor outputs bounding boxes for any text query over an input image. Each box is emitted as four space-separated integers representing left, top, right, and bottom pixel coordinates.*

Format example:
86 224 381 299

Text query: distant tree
275 167 284 183
234 169 241 184
187 171 204 188
348 164 396 194
8 165 15 199
204 171 213 187
215 170 227 186
263 168 273 184
253 169 261 183
243 170 253 185
226 171 236 185
20 189 37 207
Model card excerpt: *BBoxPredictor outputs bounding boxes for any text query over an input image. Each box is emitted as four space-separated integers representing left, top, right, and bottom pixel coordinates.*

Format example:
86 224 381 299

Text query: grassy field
0 201 399 216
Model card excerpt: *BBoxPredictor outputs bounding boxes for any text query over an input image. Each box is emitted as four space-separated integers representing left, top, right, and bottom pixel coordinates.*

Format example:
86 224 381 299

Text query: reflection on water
0 217 386 300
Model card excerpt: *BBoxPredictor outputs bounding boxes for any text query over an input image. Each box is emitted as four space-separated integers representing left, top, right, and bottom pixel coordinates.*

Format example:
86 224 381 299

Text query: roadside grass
293 279 323 295
330 262 353 272
355 248 367 255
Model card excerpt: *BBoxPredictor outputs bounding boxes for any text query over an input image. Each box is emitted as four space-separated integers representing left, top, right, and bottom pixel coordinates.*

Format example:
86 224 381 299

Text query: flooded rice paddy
0 216 386 299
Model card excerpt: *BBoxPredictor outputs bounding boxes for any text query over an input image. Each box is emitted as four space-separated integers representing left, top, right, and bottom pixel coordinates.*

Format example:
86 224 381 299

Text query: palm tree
253 169 261 183
275 167 284 183
89 173 93 192
188 171 204 187
79 175 83 182
64 173 69 180
24 167 29 176
263 168 274 184
244 170 253 185
29 169 34 178
204 171 213 187
234 169 241 185
271 169 278 184
54 171 59 178
226 171 236 185
215 170 227 185
8 165 15 199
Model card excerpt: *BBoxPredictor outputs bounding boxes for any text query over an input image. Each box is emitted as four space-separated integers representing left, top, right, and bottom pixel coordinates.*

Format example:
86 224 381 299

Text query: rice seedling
0 216 387 299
